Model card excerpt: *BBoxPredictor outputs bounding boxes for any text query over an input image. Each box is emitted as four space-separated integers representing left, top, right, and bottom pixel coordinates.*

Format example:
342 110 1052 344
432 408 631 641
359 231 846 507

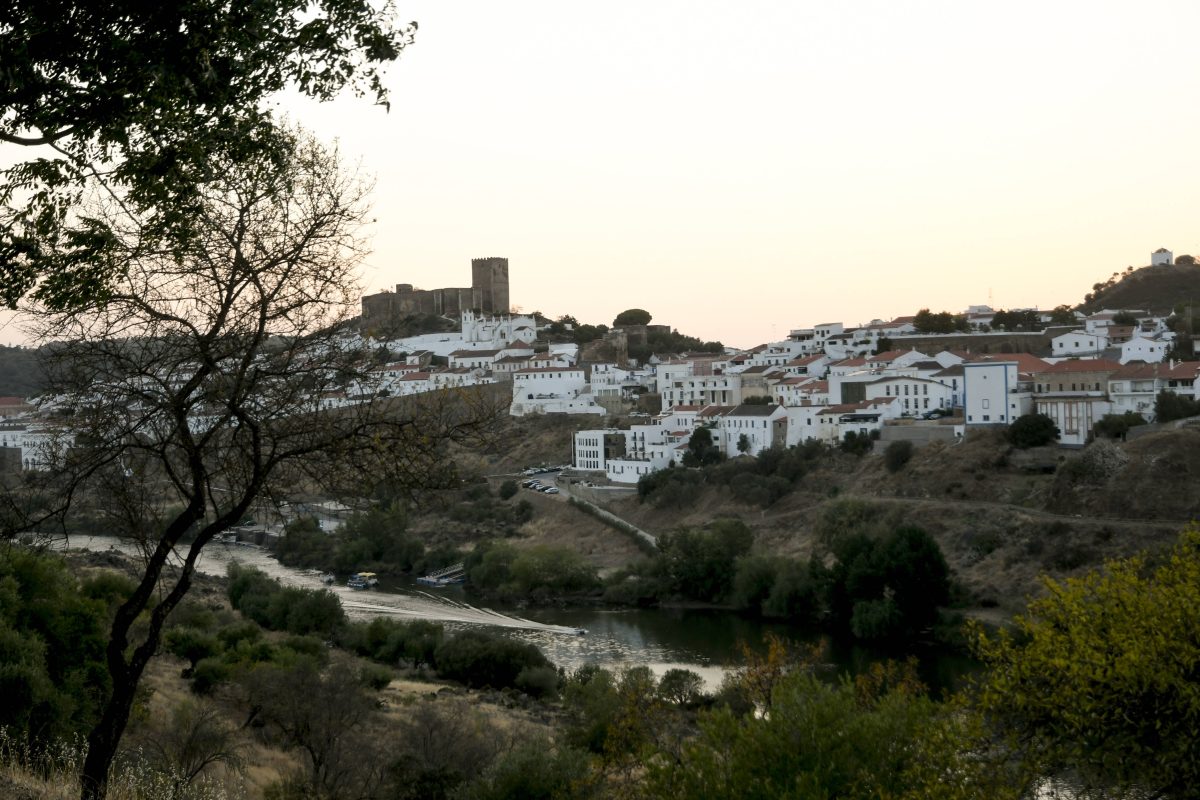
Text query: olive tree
8 132 500 800
1 0 416 310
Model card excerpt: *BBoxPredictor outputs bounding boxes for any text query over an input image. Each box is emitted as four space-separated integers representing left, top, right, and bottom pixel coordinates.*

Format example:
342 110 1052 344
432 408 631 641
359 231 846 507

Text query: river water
59 535 977 693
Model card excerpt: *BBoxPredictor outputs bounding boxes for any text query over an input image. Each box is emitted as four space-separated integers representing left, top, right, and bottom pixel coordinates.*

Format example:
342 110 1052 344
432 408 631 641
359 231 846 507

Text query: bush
433 630 553 692
1093 411 1147 440
498 480 518 500
514 665 560 698
1009 413 1059 448
359 663 395 690
883 440 914 472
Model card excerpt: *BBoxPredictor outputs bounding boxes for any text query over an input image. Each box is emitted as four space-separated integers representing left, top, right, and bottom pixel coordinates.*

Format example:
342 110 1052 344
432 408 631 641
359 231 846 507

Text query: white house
510 367 604 416
1119 335 1168 365
1151 247 1173 266
1051 330 1108 358
1107 361 1200 418
1030 359 1122 446
715 404 788 457
963 361 1032 426
864 376 953 415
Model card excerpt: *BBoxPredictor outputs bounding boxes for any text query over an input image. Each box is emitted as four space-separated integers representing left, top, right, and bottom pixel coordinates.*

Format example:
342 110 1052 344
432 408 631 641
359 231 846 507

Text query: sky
4 1 1200 349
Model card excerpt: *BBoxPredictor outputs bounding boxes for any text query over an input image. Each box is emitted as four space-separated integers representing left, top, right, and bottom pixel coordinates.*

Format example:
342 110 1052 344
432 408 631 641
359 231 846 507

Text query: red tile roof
1034 358 1123 374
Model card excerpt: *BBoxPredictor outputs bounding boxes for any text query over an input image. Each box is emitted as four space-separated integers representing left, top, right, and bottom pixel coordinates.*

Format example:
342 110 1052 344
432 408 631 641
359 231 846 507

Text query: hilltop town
3 249 1198 479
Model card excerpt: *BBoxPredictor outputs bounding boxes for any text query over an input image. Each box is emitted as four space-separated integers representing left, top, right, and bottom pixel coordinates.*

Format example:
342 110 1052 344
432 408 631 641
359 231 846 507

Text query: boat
347 571 378 589
319 573 335 585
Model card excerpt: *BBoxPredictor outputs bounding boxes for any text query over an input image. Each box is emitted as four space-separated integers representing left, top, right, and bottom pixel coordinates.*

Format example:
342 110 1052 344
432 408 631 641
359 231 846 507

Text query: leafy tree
1 0 415 311
736 433 751 454
498 480 518 500
1008 413 1059 448
433 630 553 691
1154 389 1200 423
913 308 969 334
826 527 950 641
657 519 754 602
1111 310 1140 326
612 308 652 326
683 426 723 467
645 658 1015 800
840 430 875 456
0 548 111 747
1092 411 1147 440
973 528 1200 798
3 136 499 800
990 309 1042 331
1047 305 1078 325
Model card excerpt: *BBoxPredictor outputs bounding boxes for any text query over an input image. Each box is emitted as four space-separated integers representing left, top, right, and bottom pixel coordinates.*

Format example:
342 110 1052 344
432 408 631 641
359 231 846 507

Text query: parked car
543 487 560 494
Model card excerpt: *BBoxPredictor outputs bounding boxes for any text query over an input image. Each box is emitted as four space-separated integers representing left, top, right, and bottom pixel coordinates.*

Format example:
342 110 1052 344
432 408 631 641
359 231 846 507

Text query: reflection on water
59 535 978 692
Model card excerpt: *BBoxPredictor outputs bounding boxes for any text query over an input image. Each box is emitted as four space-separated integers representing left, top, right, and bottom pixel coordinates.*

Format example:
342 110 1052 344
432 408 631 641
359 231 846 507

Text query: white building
864 376 953 416
1051 330 1108 358
963 361 1031 427
1119 335 1168 365
1151 247 1173 266
1106 361 1200 418
715 404 788 457
510 367 604 416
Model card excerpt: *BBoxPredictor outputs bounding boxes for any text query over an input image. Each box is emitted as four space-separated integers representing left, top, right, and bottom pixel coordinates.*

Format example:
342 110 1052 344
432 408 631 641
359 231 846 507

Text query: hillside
1078 261 1200 313
549 426 1198 613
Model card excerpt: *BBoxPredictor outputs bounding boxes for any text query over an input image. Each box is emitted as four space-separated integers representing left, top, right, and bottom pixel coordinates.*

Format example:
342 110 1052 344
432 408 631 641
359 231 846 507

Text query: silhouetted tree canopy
1 0 416 310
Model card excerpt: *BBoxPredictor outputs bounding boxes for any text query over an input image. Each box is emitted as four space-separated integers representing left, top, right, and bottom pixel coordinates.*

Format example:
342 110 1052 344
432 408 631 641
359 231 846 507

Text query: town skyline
277 0 1200 349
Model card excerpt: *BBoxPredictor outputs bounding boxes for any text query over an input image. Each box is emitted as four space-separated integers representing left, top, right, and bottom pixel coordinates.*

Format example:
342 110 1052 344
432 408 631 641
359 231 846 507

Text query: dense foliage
0 548 125 746
1154 388 1200 422
913 308 970 334
1092 411 1148 439
464 541 601 600
974 527 1200 798
1 0 414 310
1008 412 1059 448
638 440 830 509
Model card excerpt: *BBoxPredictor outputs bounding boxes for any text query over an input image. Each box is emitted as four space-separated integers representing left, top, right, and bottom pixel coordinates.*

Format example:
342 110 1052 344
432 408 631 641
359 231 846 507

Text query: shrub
498 480 518 500
358 663 394 690
1009 413 1059 448
883 440 914 472
433 630 552 692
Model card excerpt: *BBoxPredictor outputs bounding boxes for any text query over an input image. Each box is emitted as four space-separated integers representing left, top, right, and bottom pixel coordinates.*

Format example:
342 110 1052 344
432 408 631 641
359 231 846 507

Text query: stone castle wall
361 258 510 323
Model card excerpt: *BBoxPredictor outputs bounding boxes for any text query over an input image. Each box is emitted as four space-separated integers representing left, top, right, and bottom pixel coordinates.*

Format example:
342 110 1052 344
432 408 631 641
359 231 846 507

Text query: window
983 414 990 421
982 399 990 409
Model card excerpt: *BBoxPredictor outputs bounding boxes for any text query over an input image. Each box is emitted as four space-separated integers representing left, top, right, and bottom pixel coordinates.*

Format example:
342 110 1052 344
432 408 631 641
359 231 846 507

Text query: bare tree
8 131 500 800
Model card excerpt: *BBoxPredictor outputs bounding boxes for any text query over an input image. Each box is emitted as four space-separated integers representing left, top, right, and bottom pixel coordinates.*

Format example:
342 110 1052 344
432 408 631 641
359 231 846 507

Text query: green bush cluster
432 630 554 694
605 518 951 642
273 506 434 576
0 548 123 747
464 541 600 600
227 563 346 639
638 440 831 509
225 564 560 695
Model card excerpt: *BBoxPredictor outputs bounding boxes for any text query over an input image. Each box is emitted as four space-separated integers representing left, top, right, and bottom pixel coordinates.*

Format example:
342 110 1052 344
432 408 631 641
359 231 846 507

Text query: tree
1092 411 1147 440
736 433 751 454
1154 389 1200 423
973 528 1200 798
612 308 652 326
913 308 969 334
1110 310 1139 326
683 426 723 467
1 1 416 311
4 134 498 800
1047 305 1078 325
1008 413 1059 448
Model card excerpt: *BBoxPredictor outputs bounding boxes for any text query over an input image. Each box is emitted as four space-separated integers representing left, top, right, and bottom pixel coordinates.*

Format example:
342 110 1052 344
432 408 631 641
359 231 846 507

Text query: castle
361 257 510 322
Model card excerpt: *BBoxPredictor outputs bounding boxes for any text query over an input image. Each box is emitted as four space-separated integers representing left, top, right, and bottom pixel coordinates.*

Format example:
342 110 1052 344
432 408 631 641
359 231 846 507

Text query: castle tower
471 257 510 314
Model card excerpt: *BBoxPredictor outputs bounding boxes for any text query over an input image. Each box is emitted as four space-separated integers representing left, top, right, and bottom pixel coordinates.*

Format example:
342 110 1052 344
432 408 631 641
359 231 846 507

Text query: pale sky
4 1 1200 349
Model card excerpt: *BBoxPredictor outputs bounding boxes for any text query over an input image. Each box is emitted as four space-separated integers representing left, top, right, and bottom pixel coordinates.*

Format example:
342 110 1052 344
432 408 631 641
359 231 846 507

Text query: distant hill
1078 261 1200 314
0 345 46 398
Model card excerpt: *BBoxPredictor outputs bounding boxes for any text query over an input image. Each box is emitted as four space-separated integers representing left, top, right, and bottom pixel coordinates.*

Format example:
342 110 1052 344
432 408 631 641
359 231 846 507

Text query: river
59 535 978 693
